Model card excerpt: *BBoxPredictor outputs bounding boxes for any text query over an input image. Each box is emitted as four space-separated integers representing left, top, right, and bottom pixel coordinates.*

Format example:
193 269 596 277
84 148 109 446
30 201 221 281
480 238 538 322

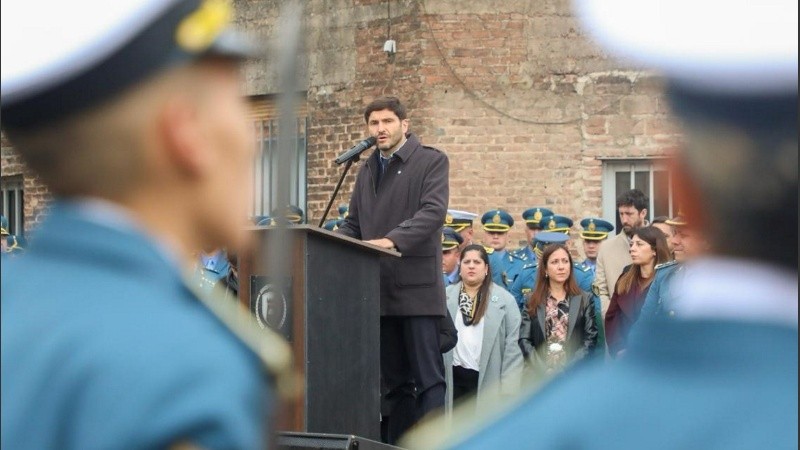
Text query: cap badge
492 213 501 224
176 0 232 53
441 233 445 243
588 220 596 231
533 210 543 221
445 214 453 224
548 219 556 229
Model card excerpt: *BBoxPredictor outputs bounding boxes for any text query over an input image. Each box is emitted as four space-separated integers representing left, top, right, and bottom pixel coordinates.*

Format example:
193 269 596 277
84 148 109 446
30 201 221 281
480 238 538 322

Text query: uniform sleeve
385 151 449 252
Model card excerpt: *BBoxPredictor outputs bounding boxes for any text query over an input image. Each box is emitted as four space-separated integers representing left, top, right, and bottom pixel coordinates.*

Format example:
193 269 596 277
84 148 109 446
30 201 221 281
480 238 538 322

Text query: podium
239 225 399 441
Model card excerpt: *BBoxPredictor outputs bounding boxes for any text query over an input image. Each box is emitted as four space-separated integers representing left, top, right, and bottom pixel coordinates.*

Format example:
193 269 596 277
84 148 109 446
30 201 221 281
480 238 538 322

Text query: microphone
334 136 377 165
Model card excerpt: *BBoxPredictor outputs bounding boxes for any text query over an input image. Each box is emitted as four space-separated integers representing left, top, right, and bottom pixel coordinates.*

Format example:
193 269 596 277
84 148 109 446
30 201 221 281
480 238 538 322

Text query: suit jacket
593 232 631 318
518 291 598 374
444 282 523 410
441 319 798 450
338 133 449 316
0 202 272 450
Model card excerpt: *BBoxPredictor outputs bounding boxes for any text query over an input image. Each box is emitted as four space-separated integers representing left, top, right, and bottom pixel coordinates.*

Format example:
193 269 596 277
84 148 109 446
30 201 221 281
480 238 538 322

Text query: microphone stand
318 155 358 227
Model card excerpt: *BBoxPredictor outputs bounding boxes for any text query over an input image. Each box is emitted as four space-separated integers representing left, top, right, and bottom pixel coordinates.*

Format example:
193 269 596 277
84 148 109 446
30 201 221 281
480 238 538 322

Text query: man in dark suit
338 96 449 444
403 1 797 448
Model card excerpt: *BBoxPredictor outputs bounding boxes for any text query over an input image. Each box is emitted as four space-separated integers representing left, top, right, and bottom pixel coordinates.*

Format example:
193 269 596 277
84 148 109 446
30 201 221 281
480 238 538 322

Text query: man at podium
337 96 450 444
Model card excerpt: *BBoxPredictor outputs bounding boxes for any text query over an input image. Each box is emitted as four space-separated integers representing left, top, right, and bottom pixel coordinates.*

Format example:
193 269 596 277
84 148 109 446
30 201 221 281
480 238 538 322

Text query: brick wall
1 0 684 245
1 132 52 232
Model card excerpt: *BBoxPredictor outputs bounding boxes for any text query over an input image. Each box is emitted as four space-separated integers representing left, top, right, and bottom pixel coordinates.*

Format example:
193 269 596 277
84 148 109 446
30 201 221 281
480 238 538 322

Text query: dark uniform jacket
338 133 449 316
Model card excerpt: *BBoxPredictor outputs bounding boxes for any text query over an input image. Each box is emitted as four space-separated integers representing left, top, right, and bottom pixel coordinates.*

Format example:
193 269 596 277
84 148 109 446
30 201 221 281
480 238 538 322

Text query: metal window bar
1 178 24 236
252 117 308 218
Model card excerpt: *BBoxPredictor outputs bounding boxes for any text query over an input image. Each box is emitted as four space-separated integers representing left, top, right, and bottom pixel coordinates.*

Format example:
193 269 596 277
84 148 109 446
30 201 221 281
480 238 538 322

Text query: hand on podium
365 238 396 250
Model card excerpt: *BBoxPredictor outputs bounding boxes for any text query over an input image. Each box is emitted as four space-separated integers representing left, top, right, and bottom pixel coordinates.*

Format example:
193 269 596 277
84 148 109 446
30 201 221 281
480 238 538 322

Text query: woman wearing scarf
444 244 523 410
519 243 598 378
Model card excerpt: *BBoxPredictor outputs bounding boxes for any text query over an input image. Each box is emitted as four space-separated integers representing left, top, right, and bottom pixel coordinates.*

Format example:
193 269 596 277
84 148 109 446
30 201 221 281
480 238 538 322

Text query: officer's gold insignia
533 210 543 221
445 214 453 224
588 220 596 231
492 213 501 224
176 0 231 52
548 219 556 229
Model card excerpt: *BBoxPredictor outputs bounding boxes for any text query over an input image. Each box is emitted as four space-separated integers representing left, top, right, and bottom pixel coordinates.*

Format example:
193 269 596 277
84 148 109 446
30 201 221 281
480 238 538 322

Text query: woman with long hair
605 226 671 357
445 244 523 407
519 243 598 377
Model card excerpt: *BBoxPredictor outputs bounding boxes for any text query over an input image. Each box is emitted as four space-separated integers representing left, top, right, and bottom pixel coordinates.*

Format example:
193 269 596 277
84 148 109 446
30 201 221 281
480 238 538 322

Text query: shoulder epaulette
510 249 528 261
654 260 679 270
574 262 590 272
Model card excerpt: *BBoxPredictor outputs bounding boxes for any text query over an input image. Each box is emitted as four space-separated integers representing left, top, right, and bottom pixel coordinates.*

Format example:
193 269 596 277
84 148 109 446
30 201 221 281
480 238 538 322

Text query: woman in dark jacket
605 226 671 358
519 243 597 377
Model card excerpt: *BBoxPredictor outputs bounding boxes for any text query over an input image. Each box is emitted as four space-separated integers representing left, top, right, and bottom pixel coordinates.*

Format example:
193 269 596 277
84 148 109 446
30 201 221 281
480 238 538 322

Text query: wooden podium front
239 225 398 441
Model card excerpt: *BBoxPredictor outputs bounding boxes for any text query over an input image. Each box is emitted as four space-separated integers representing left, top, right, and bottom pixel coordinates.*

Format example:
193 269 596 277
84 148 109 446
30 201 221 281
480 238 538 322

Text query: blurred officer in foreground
0 0 293 448
403 0 797 448
480 209 523 290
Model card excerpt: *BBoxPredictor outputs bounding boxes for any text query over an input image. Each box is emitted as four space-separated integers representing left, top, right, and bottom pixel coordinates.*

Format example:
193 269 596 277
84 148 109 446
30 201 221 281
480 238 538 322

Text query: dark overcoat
338 133 449 316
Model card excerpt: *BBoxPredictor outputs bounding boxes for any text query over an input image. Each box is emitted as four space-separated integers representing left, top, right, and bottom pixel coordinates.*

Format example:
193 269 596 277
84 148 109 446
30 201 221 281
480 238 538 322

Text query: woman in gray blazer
444 244 523 411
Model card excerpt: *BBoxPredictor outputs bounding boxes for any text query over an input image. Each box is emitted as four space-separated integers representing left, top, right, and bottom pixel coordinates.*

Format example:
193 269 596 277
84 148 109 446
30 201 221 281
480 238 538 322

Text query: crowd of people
436 187 690 402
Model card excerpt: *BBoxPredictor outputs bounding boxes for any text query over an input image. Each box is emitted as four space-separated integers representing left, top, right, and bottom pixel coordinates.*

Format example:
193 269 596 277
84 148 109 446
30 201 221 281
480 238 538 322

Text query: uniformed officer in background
322 218 344 231
512 207 554 266
577 217 614 277
578 217 614 348
480 209 523 291
442 226 464 286
508 231 569 309
445 209 478 249
4 234 27 256
539 214 593 292
338 203 349 220
638 215 707 321
271 204 305 224
0 0 293 448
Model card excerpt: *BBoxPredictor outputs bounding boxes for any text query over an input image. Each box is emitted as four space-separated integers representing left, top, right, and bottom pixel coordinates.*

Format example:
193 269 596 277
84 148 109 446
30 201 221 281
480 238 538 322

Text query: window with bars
601 159 674 232
251 117 308 218
1 175 24 236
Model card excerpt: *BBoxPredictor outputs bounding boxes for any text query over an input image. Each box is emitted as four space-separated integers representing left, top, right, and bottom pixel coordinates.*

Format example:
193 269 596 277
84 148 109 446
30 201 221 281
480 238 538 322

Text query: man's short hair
364 96 407 123
616 188 648 211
